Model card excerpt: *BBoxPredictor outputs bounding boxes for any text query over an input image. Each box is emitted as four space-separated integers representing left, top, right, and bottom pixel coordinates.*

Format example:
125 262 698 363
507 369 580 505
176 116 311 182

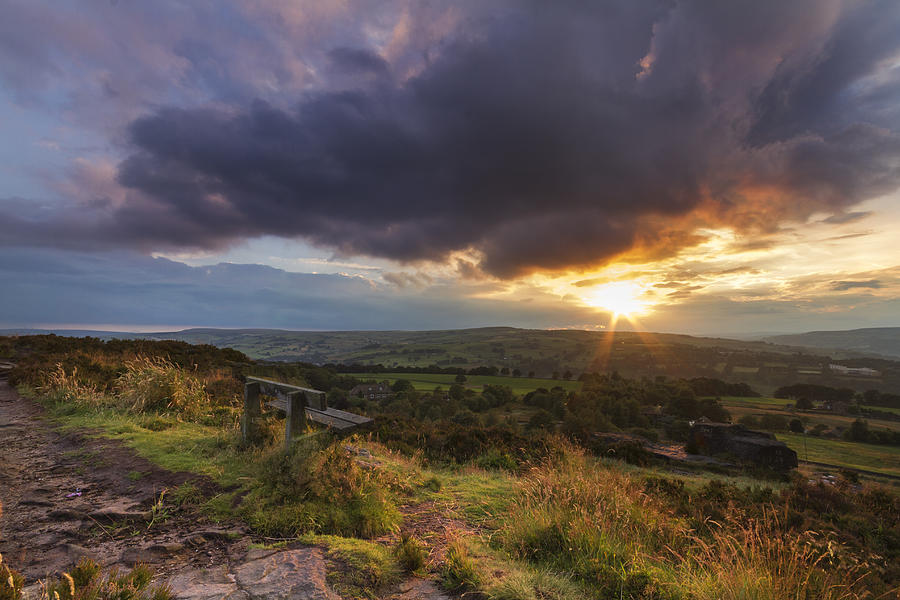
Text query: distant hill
6 326 900 394
763 328 900 359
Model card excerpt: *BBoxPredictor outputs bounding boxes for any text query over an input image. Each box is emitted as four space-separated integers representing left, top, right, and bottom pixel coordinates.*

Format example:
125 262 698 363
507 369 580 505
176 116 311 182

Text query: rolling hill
763 328 900 359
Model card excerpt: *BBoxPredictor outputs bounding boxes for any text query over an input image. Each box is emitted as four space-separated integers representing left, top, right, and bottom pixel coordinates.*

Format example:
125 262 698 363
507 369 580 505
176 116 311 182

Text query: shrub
396 533 428 573
442 538 481 591
759 414 789 431
476 448 519 471
251 436 402 538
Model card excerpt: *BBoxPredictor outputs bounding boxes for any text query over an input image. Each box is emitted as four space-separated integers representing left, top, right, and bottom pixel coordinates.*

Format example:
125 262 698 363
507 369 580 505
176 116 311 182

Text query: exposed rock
168 548 337 600
120 543 184 566
168 567 249 600
687 423 798 470
391 578 451 600
89 502 149 522
243 547 279 562
234 548 337 600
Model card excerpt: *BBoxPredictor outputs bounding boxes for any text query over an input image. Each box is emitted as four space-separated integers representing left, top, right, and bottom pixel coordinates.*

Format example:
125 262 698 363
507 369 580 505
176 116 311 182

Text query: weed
43 558 172 600
423 475 443 492
396 533 428 573
170 482 204 507
442 538 481 592
146 489 170 531
0 553 26 600
127 470 145 481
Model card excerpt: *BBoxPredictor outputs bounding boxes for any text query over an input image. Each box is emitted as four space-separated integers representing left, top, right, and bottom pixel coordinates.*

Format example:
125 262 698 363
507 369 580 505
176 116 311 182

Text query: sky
1 0 899 336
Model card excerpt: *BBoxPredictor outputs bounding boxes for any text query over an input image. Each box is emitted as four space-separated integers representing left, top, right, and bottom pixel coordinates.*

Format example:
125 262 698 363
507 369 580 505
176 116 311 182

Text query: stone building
349 380 394 401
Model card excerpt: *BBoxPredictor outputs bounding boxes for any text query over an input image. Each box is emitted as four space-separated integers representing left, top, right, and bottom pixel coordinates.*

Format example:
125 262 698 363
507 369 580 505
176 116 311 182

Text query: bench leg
285 391 307 451
241 382 262 446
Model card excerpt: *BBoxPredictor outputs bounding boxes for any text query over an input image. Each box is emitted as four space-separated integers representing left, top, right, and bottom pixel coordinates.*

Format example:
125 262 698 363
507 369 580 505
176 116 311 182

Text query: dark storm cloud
3 0 900 277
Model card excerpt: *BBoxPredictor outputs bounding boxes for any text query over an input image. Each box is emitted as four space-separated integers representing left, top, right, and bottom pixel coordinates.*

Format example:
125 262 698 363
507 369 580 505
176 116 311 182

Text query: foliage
0 553 25 600
396 533 428 573
42 558 172 600
843 419 900 446
442 538 481 592
498 445 890 599
248 435 402 538
115 357 210 418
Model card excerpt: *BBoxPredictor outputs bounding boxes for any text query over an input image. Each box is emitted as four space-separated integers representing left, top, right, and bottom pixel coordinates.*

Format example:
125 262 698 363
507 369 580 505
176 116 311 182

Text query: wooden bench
241 376 373 450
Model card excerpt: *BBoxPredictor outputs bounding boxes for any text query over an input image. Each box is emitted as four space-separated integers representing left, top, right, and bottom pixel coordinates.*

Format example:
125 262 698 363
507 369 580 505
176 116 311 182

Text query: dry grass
498 443 883 600
115 356 209 418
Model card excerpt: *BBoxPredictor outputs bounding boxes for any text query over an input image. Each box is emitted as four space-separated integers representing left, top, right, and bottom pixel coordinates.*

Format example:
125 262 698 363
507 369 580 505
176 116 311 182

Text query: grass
15 353 897 600
301 534 401 598
863 405 900 416
356 372 581 395
39 401 248 483
776 433 900 477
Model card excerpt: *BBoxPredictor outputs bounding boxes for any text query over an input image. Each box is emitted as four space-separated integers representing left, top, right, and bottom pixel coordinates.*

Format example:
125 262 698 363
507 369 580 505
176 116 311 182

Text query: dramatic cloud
2 0 900 281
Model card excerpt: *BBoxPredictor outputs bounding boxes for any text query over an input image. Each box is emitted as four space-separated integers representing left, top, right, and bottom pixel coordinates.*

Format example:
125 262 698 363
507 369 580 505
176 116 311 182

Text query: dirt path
0 378 249 582
0 378 453 599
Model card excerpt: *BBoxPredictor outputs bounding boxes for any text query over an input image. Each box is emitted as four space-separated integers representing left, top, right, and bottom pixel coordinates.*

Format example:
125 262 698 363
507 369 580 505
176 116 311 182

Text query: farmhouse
349 380 394 401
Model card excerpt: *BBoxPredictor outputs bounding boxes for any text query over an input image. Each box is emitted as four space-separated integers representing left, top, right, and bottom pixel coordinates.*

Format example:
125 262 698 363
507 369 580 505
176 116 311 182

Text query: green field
356 372 582 395
718 396 793 408
776 433 900 478
720 396 900 433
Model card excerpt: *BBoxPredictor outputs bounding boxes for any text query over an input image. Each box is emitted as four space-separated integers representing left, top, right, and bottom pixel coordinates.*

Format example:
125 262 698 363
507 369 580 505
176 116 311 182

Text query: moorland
0 333 898 599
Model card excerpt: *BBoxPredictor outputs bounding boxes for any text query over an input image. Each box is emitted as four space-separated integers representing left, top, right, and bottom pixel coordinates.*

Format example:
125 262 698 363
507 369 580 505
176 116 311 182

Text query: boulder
688 423 798 470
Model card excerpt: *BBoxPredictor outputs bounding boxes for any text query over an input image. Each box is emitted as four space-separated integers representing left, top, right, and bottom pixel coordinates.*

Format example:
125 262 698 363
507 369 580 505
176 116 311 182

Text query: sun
582 281 651 317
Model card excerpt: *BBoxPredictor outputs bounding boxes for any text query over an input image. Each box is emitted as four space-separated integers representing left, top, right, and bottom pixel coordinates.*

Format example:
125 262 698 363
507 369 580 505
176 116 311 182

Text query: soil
0 377 249 582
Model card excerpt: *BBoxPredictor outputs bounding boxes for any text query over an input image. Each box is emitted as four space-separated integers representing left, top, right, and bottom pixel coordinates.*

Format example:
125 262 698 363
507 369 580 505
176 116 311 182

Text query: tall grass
40 356 224 422
499 443 878 600
115 357 209 418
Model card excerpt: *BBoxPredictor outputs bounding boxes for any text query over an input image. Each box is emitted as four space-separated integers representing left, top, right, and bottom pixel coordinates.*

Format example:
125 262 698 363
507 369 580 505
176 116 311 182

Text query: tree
512 368 522 377
449 383 466 402
528 371 535 378
500 367 510 376
789 418 805 433
454 372 467 384
845 419 871 443
392 379 414 393
528 409 555 431
795 396 814 410
563 369 573 380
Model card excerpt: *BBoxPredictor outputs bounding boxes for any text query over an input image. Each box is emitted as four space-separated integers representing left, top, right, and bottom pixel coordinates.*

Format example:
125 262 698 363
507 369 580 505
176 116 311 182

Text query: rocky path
0 376 249 578
0 376 451 599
